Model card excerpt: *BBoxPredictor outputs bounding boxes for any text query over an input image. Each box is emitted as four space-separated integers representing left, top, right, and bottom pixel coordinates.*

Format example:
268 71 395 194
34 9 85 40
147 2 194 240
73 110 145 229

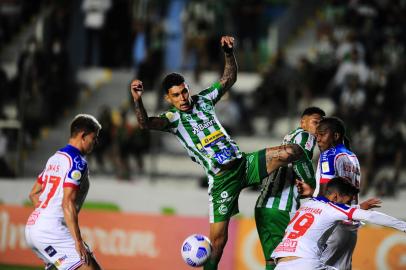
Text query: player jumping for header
129 35 306 270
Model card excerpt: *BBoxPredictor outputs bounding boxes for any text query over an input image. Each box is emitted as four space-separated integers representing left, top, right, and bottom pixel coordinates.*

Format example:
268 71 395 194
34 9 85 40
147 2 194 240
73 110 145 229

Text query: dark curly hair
326 177 359 197
162 73 185 94
317 117 351 149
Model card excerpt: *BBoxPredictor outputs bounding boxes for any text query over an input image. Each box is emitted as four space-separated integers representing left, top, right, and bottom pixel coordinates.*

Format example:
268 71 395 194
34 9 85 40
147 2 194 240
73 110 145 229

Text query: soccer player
272 177 403 270
315 117 362 269
129 35 305 270
255 107 325 270
25 114 102 270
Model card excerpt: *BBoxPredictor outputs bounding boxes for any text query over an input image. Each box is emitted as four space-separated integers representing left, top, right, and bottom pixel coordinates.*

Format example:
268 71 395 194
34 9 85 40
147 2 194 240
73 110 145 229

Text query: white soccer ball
181 234 212 267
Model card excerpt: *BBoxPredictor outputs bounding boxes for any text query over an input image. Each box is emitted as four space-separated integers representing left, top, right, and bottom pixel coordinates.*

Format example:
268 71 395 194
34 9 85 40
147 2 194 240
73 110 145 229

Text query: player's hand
296 179 314 198
359 197 382 210
130 79 144 101
75 240 89 265
221 36 235 54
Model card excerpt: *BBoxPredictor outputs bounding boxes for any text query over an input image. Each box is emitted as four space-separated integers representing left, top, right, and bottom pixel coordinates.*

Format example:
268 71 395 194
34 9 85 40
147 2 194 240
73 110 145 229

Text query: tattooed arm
130 79 169 131
219 36 238 91
265 144 305 175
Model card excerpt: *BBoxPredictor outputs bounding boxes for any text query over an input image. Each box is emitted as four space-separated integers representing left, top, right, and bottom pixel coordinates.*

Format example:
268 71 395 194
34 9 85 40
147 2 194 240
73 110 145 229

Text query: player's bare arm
296 179 315 198
265 144 304 174
130 79 169 131
28 181 42 207
267 144 304 163
63 187 89 265
219 36 237 90
359 197 382 210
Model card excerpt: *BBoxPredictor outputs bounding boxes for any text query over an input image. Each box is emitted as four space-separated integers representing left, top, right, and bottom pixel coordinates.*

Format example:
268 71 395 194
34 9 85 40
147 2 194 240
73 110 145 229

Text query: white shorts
25 211 86 270
275 258 337 270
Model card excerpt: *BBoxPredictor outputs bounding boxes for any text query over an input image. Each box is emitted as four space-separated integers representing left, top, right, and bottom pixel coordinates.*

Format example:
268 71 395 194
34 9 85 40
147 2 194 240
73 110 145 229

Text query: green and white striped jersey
158 82 242 177
256 128 316 212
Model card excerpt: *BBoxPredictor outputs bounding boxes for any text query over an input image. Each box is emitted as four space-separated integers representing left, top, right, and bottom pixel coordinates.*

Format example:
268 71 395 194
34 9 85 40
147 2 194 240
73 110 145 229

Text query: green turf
161 206 176 215
82 201 120 212
23 200 120 212
0 265 42 270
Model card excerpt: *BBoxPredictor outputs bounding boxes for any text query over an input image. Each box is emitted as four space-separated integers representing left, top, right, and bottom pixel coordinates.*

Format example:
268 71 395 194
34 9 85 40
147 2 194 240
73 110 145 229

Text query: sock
266 260 276 270
203 259 218 270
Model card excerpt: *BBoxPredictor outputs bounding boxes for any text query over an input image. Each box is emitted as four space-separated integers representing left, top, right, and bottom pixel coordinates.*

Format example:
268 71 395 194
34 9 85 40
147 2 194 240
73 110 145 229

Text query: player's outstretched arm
359 197 382 210
352 208 406 232
63 187 90 265
296 179 315 198
219 36 237 91
130 79 169 131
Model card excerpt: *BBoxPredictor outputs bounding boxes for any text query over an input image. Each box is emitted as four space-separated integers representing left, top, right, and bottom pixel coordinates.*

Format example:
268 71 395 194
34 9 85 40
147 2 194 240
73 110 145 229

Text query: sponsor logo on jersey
322 161 330 173
217 190 232 203
218 204 228 215
45 245 57 257
305 138 313 151
71 170 82 180
54 255 68 267
192 119 216 135
275 238 298 253
201 130 225 147
213 147 234 164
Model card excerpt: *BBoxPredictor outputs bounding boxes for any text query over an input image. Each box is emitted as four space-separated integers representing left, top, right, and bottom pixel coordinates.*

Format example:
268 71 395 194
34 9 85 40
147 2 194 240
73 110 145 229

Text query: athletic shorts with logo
209 149 268 223
25 212 90 270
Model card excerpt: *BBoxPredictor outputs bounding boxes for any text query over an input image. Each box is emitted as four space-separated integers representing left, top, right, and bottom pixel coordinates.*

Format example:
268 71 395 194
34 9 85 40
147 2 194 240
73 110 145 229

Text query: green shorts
209 149 268 223
255 207 291 261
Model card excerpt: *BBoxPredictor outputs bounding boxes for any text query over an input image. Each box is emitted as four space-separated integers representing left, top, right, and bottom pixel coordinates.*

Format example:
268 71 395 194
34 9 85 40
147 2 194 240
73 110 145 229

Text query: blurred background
1 0 406 269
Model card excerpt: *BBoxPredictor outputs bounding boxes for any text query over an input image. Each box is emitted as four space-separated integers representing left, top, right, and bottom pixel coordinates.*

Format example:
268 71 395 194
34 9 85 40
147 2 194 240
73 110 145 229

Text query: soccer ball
181 234 212 267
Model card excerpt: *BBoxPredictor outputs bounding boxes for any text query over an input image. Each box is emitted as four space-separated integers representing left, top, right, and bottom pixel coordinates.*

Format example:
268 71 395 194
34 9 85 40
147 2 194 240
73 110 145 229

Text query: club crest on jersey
182 114 193 121
199 102 213 112
71 170 82 180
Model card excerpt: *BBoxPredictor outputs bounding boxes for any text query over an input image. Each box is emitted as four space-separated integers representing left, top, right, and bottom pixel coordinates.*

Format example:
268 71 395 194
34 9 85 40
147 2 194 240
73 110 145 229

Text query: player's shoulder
58 145 87 171
284 127 310 142
159 107 180 122
334 144 357 160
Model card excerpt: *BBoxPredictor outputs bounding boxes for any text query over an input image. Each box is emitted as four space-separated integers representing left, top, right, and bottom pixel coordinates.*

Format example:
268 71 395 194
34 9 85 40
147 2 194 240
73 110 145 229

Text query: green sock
203 259 218 270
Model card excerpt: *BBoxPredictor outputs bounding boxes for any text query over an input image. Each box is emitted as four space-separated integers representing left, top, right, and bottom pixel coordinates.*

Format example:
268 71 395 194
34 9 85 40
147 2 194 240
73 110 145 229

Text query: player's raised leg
204 220 230 270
